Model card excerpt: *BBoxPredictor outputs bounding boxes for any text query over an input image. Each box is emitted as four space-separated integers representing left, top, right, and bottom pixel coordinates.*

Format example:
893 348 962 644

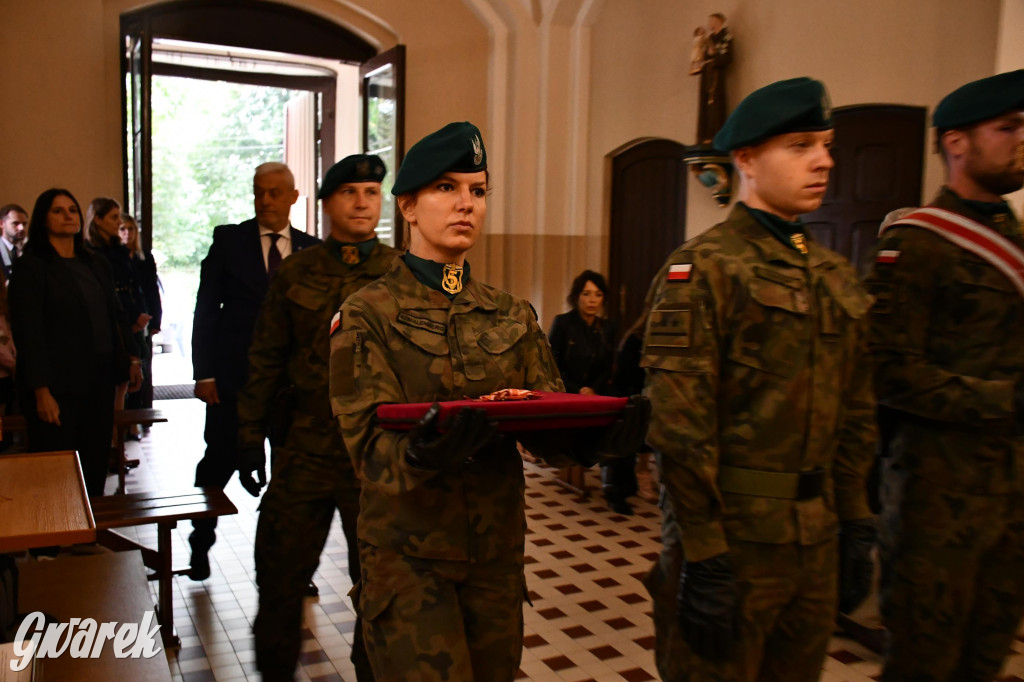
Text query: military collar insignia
340 245 360 265
790 233 809 255
472 135 483 166
442 263 464 294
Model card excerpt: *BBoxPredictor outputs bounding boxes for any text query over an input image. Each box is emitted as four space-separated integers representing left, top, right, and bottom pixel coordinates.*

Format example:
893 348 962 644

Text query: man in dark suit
189 162 321 579
0 204 27 282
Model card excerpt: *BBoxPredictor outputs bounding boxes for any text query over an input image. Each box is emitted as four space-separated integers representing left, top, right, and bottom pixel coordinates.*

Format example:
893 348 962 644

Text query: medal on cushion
442 264 464 294
790 233 809 255
340 245 360 265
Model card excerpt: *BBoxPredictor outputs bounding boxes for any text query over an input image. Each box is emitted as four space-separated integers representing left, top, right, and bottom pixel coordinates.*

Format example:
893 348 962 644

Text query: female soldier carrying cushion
328 121 648 681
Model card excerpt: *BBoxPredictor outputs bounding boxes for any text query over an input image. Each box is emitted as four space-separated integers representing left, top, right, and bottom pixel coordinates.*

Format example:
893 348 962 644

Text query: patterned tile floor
97 399 1024 680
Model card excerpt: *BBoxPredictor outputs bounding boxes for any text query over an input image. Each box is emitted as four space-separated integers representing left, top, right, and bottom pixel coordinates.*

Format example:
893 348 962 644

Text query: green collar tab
741 203 808 253
326 236 378 266
403 252 472 300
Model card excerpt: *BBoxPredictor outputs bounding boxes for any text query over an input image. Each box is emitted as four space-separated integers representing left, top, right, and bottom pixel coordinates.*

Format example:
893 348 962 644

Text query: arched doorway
121 0 404 247
607 138 688 336
120 0 405 392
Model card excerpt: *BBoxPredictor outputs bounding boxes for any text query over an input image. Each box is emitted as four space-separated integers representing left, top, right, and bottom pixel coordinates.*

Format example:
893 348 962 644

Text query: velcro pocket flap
358 580 397 622
478 321 528 354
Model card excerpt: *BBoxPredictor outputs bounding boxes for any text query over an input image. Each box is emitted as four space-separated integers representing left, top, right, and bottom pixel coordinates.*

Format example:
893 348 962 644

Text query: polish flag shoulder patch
330 311 341 336
876 250 901 264
667 263 693 282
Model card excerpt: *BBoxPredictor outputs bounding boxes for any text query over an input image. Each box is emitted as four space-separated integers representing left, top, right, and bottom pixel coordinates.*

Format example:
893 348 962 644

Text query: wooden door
803 105 926 272
608 139 688 337
362 46 406 248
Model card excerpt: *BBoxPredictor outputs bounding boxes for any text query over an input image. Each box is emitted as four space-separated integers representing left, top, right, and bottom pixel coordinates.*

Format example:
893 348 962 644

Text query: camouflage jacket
238 240 398 458
865 188 1024 494
641 204 876 562
329 257 564 563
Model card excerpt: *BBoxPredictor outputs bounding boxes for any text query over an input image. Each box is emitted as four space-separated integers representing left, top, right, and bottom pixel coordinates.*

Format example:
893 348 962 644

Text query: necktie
267 233 282 279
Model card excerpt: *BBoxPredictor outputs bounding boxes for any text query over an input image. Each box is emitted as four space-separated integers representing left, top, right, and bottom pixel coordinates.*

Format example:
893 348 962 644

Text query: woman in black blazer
8 189 142 496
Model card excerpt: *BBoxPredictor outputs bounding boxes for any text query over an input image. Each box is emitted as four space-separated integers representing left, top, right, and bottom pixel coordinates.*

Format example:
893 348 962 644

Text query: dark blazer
8 249 132 394
132 250 162 333
192 218 319 389
548 309 616 394
0 240 17 281
89 236 148 327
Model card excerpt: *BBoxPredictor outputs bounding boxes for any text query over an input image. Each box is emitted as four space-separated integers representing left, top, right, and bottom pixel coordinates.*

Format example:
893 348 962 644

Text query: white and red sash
880 207 1024 299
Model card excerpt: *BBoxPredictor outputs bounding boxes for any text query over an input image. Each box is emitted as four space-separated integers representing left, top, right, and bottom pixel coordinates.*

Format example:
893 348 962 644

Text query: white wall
586 0 1003 242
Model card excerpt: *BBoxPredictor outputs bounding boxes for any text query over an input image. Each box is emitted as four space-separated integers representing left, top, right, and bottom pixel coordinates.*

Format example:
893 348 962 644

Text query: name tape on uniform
667 264 693 282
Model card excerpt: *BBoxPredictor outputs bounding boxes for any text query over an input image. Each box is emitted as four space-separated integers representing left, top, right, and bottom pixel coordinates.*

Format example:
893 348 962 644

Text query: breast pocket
286 281 330 311
948 256 1018 329
467 321 528 383
729 273 811 377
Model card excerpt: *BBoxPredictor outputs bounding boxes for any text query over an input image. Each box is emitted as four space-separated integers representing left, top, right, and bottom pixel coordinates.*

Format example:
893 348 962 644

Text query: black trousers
25 377 115 497
601 454 638 502
192 379 241 547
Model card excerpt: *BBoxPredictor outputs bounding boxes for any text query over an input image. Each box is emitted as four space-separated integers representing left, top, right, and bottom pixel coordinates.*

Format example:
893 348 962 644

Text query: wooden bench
112 408 168 494
91 488 238 648
18 551 172 681
0 408 167 494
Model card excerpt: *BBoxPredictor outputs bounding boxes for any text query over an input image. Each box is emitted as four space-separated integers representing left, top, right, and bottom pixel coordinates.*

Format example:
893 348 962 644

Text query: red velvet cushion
376 391 628 432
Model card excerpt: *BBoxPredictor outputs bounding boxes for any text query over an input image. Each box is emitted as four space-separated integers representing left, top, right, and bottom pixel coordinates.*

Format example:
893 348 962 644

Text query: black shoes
188 533 212 581
608 498 635 516
306 581 319 597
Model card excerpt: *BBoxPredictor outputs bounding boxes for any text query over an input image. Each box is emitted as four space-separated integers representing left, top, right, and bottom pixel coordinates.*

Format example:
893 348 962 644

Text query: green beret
392 122 487 195
713 77 833 152
317 154 386 199
933 70 1024 130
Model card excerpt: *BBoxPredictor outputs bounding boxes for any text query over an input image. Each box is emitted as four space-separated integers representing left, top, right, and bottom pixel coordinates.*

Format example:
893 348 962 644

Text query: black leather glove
678 552 739 661
237 446 267 497
595 395 652 458
406 404 498 471
838 517 877 614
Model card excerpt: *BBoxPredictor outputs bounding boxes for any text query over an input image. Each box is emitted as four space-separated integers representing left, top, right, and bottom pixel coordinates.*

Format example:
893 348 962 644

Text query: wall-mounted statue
693 12 733 145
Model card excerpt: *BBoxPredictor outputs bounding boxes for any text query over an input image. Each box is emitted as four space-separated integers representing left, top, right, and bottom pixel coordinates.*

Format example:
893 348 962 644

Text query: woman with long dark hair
8 189 141 496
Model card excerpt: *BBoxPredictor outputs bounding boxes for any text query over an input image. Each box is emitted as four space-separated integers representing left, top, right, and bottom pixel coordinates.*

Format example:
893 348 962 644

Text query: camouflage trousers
879 464 1024 682
252 447 372 681
357 543 525 681
645 494 837 682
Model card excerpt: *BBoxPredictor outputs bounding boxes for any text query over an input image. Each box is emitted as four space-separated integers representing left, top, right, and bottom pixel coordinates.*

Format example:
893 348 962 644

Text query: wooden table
91 489 238 647
0 450 96 552
19 551 172 681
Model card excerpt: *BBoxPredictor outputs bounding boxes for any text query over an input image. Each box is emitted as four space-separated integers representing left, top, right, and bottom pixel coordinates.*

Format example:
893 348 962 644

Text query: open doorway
119 0 405 395
146 68 328 387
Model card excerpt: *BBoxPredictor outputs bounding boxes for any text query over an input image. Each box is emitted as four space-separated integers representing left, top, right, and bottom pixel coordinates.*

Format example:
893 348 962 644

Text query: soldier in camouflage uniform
329 122 649 681
865 71 1024 682
642 78 877 682
237 154 398 681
